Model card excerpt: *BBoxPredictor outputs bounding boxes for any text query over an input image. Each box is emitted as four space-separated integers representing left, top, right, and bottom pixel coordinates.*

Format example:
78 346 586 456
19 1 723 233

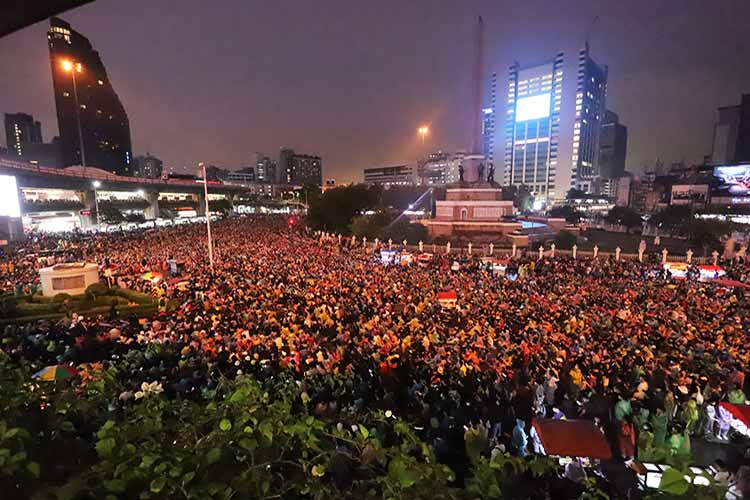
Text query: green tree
350 210 429 244
553 230 578 249
547 205 582 223
208 199 233 215
503 185 533 212
307 184 379 234
605 206 643 233
124 213 146 224
681 219 735 256
379 186 432 211
648 205 694 235
381 219 429 245
350 211 395 239
97 202 125 224
566 188 588 200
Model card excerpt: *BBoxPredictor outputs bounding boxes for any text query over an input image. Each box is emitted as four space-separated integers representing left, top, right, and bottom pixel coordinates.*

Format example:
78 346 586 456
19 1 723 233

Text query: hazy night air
1 0 749 181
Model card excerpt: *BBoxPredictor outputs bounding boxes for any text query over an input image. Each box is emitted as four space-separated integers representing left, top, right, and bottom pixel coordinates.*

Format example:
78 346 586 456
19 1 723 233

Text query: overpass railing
0 158 240 191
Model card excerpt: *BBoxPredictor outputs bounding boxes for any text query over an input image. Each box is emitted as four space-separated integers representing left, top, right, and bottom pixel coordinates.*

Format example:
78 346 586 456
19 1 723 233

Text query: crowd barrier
314 231 747 266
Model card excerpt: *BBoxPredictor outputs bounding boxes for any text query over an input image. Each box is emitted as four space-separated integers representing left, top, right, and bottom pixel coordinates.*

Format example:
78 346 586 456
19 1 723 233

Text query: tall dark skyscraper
598 110 628 181
278 148 295 184
711 94 750 165
47 17 133 175
255 153 278 182
133 153 163 178
482 74 497 162
4 113 42 156
571 44 608 194
279 148 322 185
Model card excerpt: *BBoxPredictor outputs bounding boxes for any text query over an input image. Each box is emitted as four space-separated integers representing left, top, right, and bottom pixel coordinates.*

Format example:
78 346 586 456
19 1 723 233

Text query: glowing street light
60 59 86 169
417 125 429 145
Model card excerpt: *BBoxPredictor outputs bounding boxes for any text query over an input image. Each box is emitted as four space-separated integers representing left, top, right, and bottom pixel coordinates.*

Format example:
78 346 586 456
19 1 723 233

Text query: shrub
86 283 110 297
29 294 54 304
92 296 128 307
553 230 578 250
110 287 154 305
52 293 72 303
15 302 61 316
0 296 18 318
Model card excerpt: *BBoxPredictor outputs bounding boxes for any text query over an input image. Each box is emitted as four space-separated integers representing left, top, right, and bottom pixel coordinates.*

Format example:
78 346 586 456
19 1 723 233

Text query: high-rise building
598 110 628 182
1 114 61 167
255 153 277 183
278 148 294 184
504 53 564 200
225 170 256 185
711 94 750 165
419 151 465 186
571 44 608 193
47 17 133 175
278 148 322 185
203 165 229 182
503 45 608 202
133 153 163 178
290 154 322 186
4 113 42 156
481 73 497 161
363 165 416 187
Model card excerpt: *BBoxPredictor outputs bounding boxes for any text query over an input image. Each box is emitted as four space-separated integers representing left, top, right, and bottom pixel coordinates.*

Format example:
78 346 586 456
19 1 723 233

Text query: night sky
1 0 749 182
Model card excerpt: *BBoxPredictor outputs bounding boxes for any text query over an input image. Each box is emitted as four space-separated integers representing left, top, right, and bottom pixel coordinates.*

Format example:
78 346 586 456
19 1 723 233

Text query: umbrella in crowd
32 365 78 381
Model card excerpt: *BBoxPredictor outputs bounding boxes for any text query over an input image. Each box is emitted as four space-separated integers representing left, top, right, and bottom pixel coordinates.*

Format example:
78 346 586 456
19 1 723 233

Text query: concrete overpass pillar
195 193 206 216
144 191 160 220
79 190 97 228
226 193 235 214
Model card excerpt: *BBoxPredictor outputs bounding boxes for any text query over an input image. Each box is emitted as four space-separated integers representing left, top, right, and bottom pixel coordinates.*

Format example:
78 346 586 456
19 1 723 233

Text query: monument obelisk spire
470 15 484 155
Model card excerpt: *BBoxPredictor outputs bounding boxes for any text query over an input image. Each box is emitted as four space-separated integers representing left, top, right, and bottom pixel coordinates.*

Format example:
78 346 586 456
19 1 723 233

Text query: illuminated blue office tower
504 53 564 201
504 45 607 202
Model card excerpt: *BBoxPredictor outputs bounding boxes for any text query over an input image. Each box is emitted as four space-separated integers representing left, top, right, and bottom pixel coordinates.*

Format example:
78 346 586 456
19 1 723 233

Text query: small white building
39 262 99 297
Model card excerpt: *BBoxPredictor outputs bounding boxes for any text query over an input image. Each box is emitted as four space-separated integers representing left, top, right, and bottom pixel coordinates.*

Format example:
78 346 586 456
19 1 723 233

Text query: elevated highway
0 158 259 227
0 158 246 195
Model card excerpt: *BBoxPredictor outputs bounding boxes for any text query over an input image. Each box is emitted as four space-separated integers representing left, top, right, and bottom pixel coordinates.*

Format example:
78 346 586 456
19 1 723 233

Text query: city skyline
1 0 750 182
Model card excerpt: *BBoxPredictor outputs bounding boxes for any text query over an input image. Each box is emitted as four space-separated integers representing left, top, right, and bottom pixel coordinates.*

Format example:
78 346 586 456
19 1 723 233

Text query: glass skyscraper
502 45 608 202
481 73 497 163
571 44 608 194
504 53 564 200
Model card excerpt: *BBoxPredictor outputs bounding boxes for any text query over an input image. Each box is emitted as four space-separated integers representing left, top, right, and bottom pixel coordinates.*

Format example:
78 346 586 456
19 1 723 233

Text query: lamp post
61 59 86 170
417 125 429 145
199 162 214 272
92 180 101 229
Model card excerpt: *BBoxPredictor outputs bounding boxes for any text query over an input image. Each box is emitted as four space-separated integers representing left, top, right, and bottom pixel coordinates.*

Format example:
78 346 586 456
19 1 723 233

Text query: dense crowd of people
2 216 750 494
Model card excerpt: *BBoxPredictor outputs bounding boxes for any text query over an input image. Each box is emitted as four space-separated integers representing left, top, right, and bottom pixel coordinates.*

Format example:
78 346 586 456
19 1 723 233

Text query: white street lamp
61 59 86 170
199 163 214 271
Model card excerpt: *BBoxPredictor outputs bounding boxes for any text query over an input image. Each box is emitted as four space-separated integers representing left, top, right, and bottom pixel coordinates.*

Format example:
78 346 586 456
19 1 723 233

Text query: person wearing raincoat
651 408 668 446
512 419 528 457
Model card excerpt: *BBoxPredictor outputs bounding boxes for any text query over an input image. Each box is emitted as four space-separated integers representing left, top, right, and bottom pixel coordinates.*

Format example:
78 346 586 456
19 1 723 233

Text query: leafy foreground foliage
0 351 726 499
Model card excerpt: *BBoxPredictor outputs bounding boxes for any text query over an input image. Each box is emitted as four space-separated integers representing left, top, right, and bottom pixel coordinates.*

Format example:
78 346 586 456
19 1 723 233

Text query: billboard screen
516 93 551 122
713 165 750 203
0 175 21 218
671 184 708 205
